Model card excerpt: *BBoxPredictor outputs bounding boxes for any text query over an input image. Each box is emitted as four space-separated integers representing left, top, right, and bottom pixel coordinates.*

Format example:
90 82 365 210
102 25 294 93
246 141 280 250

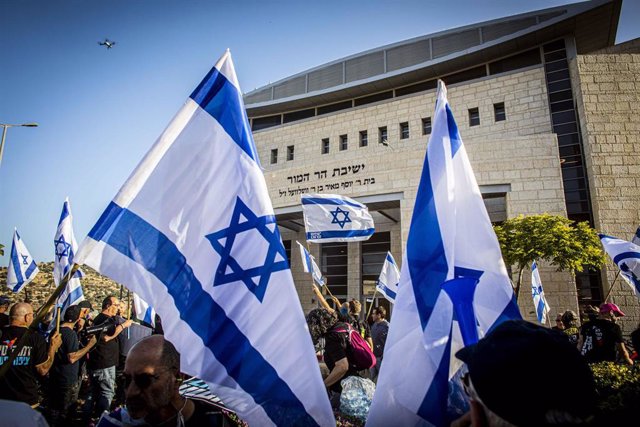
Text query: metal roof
244 0 620 117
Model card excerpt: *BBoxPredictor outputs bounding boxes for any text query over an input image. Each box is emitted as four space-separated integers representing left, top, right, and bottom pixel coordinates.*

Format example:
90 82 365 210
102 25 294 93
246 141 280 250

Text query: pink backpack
333 323 376 370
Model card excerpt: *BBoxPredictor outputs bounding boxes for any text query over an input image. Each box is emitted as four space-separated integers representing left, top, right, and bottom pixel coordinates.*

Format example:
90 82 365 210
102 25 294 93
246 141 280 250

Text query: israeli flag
133 293 156 327
75 50 334 426
367 81 520 426
599 234 640 298
53 198 84 310
297 241 324 287
531 261 550 324
376 252 400 303
302 193 374 242
7 229 40 293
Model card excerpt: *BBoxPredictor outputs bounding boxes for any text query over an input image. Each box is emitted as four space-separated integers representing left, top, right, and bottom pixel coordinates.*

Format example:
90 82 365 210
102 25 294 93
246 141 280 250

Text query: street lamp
0 122 39 168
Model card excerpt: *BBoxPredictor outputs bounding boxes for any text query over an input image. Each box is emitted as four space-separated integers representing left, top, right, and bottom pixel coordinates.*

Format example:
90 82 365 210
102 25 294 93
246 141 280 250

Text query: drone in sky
98 39 116 49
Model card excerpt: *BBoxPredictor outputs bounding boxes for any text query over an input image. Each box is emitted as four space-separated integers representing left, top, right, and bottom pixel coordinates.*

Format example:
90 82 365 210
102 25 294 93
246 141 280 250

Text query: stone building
243 0 640 333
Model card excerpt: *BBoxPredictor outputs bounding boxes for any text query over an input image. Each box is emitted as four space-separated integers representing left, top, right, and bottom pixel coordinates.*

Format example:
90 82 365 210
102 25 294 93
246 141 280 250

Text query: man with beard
96 335 228 426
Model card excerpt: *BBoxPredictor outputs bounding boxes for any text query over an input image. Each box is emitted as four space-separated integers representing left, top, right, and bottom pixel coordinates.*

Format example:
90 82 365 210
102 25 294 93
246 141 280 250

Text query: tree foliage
0 243 3 256
494 214 606 296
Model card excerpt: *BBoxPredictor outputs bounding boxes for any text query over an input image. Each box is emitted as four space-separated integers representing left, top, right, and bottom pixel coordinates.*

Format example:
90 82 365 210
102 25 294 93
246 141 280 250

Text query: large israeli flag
75 50 334 426
302 193 374 242
7 229 40 293
297 241 325 287
367 81 520 426
133 293 156 327
531 261 550 324
599 234 640 298
377 252 400 303
54 198 84 310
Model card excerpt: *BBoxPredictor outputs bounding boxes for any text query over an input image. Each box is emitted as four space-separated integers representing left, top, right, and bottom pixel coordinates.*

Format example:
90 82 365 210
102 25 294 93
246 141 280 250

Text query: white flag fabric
531 261 551 324
301 193 374 243
599 234 640 298
133 293 156 327
297 241 324 287
376 252 400 303
7 229 39 293
367 81 520 426
75 50 334 427
53 198 84 310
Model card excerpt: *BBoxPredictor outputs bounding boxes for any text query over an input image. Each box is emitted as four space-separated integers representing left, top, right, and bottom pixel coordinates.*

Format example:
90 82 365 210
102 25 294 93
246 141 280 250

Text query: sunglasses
123 370 172 390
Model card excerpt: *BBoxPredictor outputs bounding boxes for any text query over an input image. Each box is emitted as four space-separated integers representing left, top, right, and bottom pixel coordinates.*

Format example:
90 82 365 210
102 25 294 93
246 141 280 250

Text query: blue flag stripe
61 286 84 311
301 197 364 208
190 68 259 163
58 201 70 224
88 202 317 426
25 261 38 279
10 240 25 288
612 251 640 265
305 229 374 240
377 283 397 300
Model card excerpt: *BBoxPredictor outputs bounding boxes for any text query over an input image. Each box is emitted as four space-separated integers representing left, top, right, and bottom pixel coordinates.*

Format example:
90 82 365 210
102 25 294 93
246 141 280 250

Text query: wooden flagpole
55 306 62 334
0 263 80 379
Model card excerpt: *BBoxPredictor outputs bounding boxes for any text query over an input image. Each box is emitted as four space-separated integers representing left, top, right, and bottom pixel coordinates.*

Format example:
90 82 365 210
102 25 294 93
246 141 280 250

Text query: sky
1 0 639 265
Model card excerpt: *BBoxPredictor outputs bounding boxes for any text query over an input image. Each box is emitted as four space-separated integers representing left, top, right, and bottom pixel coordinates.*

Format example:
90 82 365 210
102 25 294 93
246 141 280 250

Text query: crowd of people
1 291 639 426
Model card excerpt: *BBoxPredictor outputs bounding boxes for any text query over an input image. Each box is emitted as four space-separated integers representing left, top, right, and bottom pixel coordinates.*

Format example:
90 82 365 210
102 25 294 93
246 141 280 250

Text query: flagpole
0 263 80 380
602 270 621 302
55 306 62 334
307 241 338 301
366 288 378 320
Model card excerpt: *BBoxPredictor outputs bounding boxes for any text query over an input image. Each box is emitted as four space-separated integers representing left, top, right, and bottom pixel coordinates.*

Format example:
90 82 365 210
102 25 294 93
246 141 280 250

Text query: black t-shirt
0 325 48 405
87 313 119 370
50 326 80 386
580 319 623 363
0 312 9 329
348 315 371 340
323 323 360 393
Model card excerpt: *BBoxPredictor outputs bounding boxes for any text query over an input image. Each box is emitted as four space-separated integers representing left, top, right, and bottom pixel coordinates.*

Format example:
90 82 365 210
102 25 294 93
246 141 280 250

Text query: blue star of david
54 235 72 262
205 197 289 302
533 286 543 297
21 255 29 265
620 262 640 289
330 207 352 229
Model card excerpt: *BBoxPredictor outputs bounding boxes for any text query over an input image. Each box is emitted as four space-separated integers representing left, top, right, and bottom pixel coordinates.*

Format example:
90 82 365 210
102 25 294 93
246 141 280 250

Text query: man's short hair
63 305 81 323
456 320 596 425
160 338 180 372
102 296 116 310
0 295 10 307
375 306 386 319
78 300 93 311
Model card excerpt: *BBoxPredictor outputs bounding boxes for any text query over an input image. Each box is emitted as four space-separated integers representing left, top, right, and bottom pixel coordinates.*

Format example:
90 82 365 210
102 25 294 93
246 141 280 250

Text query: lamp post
0 122 39 168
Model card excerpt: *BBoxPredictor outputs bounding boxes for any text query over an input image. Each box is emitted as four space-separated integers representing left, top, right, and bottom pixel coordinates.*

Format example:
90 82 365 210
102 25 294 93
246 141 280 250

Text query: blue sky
1 0 639 264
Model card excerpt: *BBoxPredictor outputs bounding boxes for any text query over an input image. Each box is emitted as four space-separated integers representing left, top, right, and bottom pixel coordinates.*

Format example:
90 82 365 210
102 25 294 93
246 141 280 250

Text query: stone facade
571 42 640 333
254 66 578 322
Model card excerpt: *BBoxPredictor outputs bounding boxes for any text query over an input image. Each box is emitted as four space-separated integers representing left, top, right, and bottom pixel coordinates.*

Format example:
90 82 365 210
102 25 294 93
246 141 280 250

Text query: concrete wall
571 49 640 333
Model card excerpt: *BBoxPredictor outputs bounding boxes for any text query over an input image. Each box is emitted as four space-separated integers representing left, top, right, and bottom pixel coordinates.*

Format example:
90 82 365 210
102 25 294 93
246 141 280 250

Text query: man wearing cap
452 320 597 427
578 302 632 365
48 305 99 426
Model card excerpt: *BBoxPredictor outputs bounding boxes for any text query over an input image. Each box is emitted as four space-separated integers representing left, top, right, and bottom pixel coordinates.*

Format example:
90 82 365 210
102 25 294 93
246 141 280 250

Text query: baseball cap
77 300 93 310
456 320 596 426
63 305 82 323
599 302 624 316
0 295 10 306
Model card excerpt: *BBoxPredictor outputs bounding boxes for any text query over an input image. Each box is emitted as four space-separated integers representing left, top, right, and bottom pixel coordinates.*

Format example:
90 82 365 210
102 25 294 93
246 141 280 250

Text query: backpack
333 323 376 370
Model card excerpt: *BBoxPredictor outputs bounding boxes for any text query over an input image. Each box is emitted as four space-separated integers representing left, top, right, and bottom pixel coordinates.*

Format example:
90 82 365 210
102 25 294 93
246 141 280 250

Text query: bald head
9 303 34 327
128 335 180 372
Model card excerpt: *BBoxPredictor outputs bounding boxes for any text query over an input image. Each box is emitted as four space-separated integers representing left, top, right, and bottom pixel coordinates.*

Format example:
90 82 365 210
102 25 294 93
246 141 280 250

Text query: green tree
0 243 3 256
494 213 606 298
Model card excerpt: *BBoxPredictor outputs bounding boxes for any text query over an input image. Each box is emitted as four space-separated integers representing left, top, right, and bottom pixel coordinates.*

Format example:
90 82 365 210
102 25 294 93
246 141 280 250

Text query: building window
321 138 330 155
360 130 368 147
379 126 388 144
321 242 348 299
340 134 348 151
422 117 432 135
270 148 278 164
400 122 409 140
469 108 480 127
494 102 506 122
287 145 294 161
282 239 292 266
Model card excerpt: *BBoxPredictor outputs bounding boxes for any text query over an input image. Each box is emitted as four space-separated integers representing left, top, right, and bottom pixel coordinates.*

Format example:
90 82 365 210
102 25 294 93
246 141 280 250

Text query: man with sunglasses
0 302 62 407
97 335 227 426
